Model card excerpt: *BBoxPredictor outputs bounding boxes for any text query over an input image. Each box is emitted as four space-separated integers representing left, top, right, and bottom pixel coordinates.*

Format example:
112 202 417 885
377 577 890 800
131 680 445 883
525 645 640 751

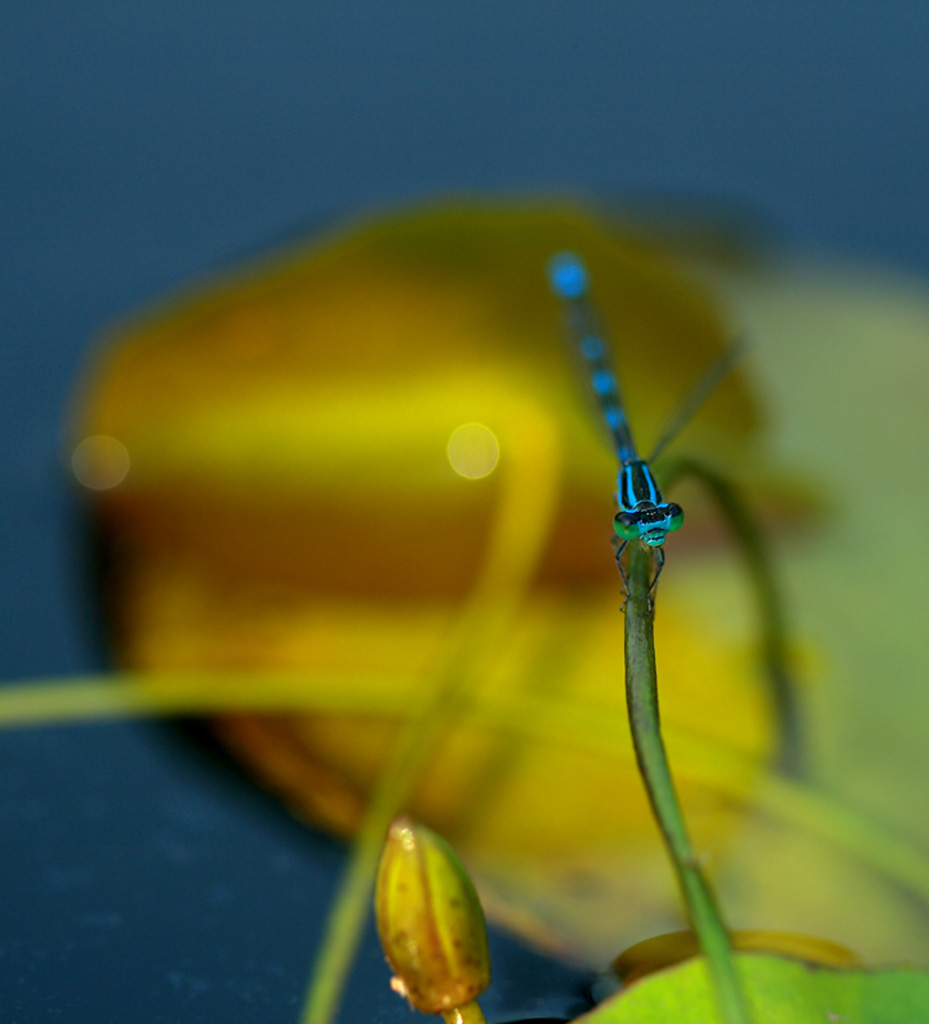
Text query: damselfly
548 252 742 601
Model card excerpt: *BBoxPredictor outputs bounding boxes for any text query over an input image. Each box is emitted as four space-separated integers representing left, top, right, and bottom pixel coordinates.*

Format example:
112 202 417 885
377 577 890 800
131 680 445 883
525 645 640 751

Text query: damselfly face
614 503 684 546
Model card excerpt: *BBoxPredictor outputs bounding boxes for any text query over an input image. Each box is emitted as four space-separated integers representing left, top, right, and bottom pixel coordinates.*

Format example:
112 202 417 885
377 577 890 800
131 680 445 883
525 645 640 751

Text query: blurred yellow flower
69 201 895 962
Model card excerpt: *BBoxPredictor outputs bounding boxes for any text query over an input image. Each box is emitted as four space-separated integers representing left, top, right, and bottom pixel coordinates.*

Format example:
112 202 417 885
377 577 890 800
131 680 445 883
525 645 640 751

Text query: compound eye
613 512 639 541
667 504 684 532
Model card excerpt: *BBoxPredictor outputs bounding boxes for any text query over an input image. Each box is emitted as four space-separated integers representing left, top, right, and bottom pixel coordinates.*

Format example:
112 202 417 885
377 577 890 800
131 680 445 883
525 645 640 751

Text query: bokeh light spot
447 423 500 480
71 435 130 490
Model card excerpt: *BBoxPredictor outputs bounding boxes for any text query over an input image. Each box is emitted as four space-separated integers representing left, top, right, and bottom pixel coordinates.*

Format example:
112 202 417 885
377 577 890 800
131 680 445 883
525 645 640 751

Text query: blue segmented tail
547 252 638 465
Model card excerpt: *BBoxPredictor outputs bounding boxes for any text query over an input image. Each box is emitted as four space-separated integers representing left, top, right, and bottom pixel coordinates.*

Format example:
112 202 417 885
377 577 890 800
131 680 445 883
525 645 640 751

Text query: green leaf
582 954 929 1024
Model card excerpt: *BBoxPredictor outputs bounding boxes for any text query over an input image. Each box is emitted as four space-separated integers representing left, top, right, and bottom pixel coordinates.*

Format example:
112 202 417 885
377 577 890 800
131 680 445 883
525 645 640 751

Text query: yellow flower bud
376 815 491 1015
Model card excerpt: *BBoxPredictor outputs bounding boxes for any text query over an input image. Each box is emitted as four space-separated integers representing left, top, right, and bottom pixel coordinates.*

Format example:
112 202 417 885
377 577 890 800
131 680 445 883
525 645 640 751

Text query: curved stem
625 542 750 1024
659 454 802 777
6 671 929 917
299 402 562 1024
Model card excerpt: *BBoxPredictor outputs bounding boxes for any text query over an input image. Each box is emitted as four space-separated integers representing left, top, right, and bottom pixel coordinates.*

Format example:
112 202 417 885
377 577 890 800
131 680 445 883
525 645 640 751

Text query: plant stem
442 1000 489 1024
298 402 562 1024
659 454 801 776
624 541 751 1024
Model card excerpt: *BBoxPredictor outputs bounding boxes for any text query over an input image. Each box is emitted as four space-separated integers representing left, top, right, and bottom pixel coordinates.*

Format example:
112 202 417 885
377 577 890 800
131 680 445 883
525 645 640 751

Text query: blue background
1 4 926 1021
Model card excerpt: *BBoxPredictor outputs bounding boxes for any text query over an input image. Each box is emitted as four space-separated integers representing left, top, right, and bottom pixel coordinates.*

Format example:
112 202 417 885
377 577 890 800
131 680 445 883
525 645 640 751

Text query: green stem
660 454 802 776
625 542 750 1024
298 403 562 1024
298 664 473 1024
5 674 929 911
442 1000 489 1024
